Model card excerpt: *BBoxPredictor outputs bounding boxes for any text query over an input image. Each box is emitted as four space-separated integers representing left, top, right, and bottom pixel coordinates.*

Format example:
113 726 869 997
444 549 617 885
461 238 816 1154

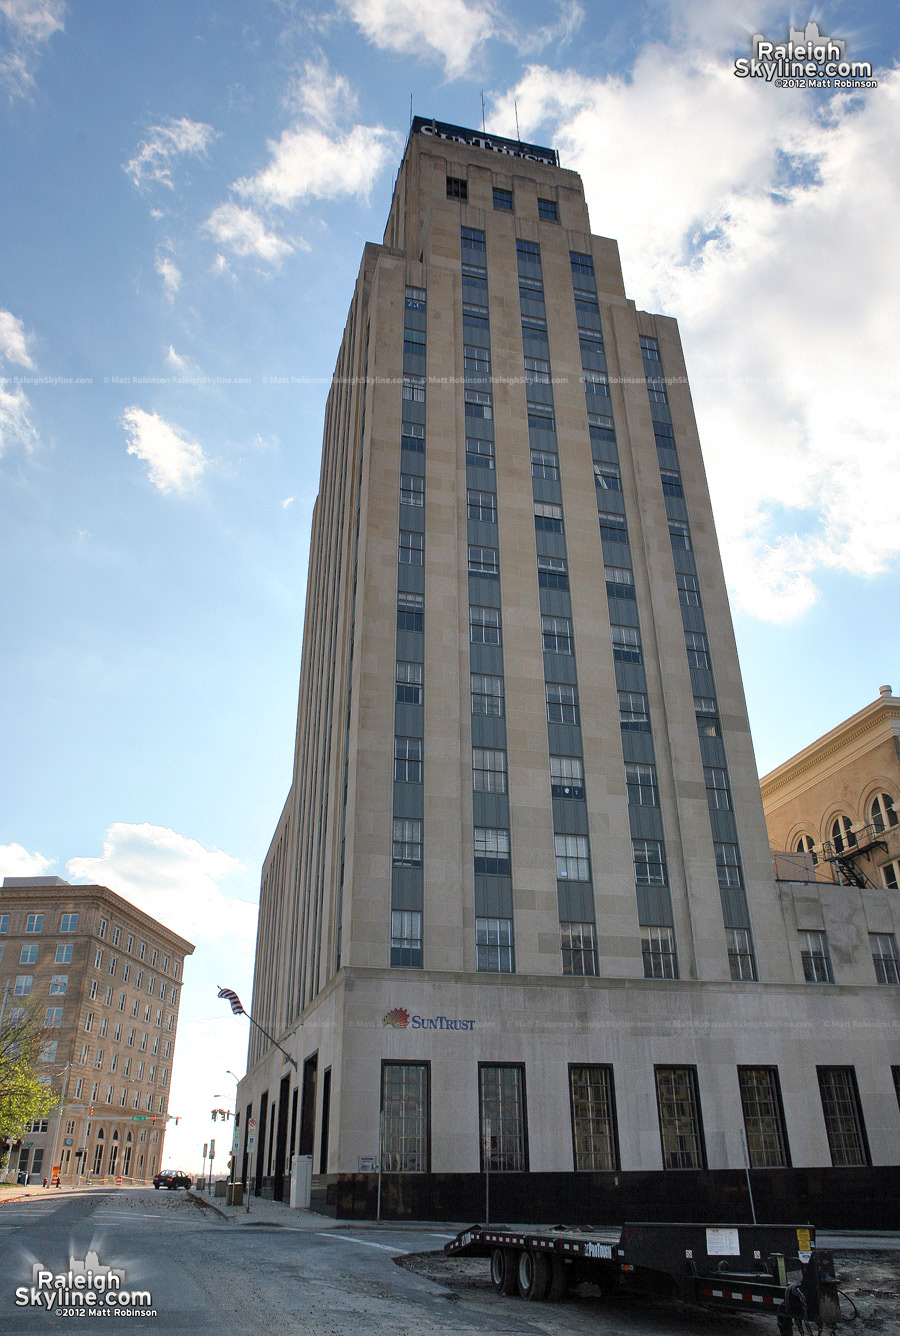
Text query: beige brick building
0 877 193 1185
238 121 900 1225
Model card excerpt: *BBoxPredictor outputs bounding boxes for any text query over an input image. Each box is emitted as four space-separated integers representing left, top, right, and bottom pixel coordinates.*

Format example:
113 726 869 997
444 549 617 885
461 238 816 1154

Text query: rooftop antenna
481 90 486 132
409 94 413 128
515 99 521 141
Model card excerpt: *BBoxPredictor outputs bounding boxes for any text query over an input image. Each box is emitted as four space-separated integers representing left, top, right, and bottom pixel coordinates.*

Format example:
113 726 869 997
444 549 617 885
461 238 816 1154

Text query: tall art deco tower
237 120 899 1222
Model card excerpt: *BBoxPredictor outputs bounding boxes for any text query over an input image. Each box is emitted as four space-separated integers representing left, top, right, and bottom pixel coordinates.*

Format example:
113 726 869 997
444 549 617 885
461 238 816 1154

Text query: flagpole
217 987 298 1070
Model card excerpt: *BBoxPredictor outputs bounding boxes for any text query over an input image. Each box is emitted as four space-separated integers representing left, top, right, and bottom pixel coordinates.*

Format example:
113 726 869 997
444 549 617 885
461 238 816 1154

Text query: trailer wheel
490 1247 518 1296
547 1255 569 1301
517 1249 551 1301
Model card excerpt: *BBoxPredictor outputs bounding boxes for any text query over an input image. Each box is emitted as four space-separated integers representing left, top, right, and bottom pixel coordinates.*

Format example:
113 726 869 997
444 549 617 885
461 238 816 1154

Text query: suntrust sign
383 1006 475 1032
411 116 558 167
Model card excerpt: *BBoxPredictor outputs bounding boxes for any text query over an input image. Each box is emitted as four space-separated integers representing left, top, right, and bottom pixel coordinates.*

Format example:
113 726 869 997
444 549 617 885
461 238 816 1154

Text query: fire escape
820 821 888 889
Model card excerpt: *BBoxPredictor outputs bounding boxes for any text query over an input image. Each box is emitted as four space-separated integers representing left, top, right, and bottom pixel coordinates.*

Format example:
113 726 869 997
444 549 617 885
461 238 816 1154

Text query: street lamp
226 1070 240 1187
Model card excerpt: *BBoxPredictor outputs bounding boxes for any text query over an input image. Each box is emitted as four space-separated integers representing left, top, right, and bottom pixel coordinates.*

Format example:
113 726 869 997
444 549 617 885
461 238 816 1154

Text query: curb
187 1191 231 1221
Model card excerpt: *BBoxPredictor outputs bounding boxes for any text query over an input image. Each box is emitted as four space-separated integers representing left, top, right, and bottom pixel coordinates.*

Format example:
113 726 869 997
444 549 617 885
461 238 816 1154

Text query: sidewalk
188 1186 467 1234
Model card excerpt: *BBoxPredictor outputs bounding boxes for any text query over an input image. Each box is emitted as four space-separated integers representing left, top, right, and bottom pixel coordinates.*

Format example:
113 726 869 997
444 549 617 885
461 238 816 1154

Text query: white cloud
164 345 196 377
0 841 54 879
285 55 357 127
66 822 254 950
0 379 38 454
343 0 496 78
124 116 218 191
155 249 181 300
281 496 293 508
121 406 206 494
0 307 35 368
0 0 64 96
235 123 396 210
491 55 900 621
202 202 294 264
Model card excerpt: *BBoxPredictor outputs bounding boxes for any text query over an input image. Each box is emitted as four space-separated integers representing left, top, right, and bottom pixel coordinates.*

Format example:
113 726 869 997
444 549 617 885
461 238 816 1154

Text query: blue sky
2 0 899 1168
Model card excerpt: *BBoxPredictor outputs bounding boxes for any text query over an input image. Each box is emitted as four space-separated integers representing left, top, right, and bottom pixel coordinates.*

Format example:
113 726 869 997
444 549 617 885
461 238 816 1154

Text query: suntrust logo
383 1007 475 1032
734 20 876 88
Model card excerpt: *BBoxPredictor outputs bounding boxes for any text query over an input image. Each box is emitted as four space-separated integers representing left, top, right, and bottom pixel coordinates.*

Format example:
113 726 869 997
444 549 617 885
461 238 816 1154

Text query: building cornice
0 882 195 955
761 698 900 802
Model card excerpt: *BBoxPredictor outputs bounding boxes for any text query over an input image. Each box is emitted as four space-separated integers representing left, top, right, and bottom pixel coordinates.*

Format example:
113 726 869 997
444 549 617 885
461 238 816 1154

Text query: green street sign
131 1115 147 1121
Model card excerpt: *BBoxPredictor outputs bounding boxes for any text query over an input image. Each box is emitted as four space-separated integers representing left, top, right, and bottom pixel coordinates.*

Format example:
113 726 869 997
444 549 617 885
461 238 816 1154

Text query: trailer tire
490 1247 518 1296
517 1249 551 1301
548 1255 569 1301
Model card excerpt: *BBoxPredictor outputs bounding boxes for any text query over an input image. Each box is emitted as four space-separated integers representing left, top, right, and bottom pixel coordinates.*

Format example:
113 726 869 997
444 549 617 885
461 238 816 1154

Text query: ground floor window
381 1062 430 1172
655 1067 705 1169
738 1067 789 1167
569 1065 618 1170
479 1064 527 1172
817 1067 869 1166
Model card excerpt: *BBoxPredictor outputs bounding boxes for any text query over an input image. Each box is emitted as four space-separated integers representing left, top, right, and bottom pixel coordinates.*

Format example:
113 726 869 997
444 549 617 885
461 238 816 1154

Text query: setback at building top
409 116 559 167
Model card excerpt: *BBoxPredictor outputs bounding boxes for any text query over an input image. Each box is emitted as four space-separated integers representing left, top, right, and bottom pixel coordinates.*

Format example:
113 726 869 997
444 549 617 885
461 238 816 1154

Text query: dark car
153 1169 192 1190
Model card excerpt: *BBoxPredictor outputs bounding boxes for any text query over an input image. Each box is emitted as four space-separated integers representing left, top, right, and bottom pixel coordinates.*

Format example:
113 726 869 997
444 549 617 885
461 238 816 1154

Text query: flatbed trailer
445 1221 840 1332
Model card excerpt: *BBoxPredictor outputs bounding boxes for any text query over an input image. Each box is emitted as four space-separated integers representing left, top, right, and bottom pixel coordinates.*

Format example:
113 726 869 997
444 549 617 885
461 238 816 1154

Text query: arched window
831 815 857 854
871 793 899 833
794 834 818 865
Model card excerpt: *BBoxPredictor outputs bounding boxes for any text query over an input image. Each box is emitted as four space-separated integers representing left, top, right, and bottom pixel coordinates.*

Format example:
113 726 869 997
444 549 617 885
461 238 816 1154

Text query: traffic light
174 1117 179 1126
88 1105 93 1116
151 1116 156 1124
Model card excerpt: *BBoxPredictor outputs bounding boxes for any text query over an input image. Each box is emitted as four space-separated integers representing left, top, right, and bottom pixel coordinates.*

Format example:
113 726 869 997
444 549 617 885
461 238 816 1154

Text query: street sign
247 1135 254 1148
131 1115 147 1122
64 1138 73 1146
203 1143 208 1159
248 1118 256 1128
209 1138 215 1158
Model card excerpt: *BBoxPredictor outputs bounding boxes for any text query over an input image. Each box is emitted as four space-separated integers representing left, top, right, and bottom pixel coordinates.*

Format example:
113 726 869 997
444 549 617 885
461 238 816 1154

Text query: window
122 965 129 982
882 860 900 891
402 423 425 452
466 437 494 470
550 754 584 800
474 827 511 876
655 1067 705 1168
727 928 757 981
598 511 628 544
394 736 422 783
534 501 563 532
800 930 833 983
139 942 146 960
516 238 540 261
396 661 423 705
605 566 635 602
94 949 102 968
685 631 710 670
472 673 504 716
39 1039 59 1064
105 986 112 1005
480 1065 526 1168
642 925 678 978
402 373 425 403
405 285 426 310
546 682 578 725
817 1068 869 1166
703 767 731 811
738 1068 789 1167
530 449 558 479
397 590 424 632
640 335 661 361
473 748 507 793
468 545 499 579
381 1062 429 1171
446 175 467 199
593 463 620 490
542 615 572 655
14 975 33 995
462 302 489 330
588 411 615 440
89 980 98 999
49 975 68 995
570 250 594 276
118 993 126 1011
98 918 107 939
830 815 857 853
126 934 134 953
560 922 597 976
55 944 73 964
660 468 683 497
555 834 590 881
625 762 658 808
537 554 568 590
463 344 491 375
108 957 117 976
583 371 609 398
20 944 38 964
475 918 515 973
669 520 691 550
695 696 720 736
399 474 424 508
634 839 667 886
794 833 818 865
0 915 8 932
612 625 642 663
392 819 422 868
676 572 700 606
569 1066 617 1169
112 927 120 946
60 912 78 932
102 1016 111 1034
465 389 493 419
403 326 426 357
493 186 513 211
524 357 551 384
128 1028 135 1046
871 933 900 985
871 793 898 832
467 489 496 523
537 197 558 221
25 914 43 933
715 843 743 889
470 605 501 644
619 690 650 732
647 377 668 403
461 225 485 250
84 1011 94 1031
390 911 423 970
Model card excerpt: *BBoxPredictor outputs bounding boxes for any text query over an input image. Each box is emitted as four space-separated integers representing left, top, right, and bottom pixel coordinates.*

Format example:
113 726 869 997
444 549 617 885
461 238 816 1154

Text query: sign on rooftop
411 116 558 167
